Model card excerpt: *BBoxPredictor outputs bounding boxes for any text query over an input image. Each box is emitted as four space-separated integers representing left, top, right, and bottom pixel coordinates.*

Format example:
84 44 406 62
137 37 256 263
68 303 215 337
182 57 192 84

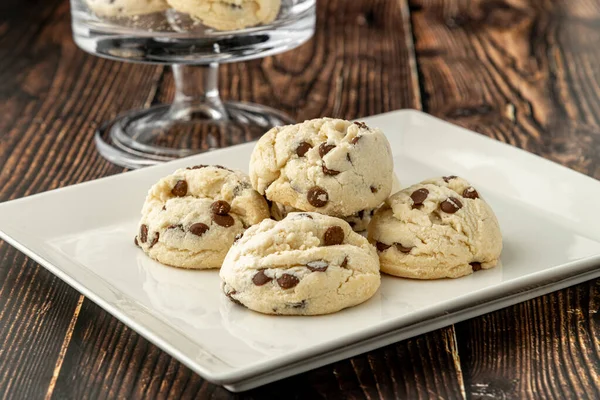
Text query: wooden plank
410 0 600 397
0 0 164 398
46 0 465 398
456 284 600 399
0 1 106 399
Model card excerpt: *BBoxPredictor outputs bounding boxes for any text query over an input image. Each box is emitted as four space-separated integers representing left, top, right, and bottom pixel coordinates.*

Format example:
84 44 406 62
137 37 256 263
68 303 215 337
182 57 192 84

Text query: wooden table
1 0 599 398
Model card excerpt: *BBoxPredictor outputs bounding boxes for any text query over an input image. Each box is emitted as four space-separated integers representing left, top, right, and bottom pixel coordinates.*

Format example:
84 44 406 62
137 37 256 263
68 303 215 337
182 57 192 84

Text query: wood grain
0 1 109 399
410 0 600 397
456 282 600 399
410 0 600 177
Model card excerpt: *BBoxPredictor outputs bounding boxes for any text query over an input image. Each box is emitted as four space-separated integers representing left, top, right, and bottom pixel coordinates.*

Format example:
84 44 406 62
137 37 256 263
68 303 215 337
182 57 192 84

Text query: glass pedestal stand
70 0 316 168
95 63 294 169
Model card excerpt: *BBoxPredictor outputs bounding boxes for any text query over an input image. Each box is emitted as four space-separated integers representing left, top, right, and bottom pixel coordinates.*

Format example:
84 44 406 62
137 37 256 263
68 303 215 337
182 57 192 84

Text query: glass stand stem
170 63 228 121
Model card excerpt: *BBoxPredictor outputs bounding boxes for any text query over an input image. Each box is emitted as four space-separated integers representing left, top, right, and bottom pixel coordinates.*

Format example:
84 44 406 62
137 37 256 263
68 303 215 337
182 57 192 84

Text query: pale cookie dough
166 0 281 30
136 165 270 269
220 212 381 315
250 119 394 218
368 176 502 279
86 0 169 17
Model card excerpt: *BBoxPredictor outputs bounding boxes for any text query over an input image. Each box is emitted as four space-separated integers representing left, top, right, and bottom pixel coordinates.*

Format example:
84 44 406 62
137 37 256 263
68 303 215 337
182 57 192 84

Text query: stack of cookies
135 118 503 316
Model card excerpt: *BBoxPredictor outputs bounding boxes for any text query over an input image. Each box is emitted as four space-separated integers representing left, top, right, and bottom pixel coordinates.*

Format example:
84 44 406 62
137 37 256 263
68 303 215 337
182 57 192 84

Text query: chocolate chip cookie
367 176 502 279
166 0 281 30
220 212 381 315
250 118 394 218
136 165 270 269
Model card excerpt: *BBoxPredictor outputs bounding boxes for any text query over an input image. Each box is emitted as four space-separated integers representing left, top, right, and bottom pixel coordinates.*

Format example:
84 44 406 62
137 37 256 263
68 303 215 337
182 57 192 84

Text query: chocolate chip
297 213 314 219
277 274 300 289
296 142 312 157
324 226 344 246
230 297 244 306
211 200 231 215
319 143 336 157
167 224 184 231
193 165 229 171
471 262 482 272
213 214 235 227
134 237 139 247
463 187 480 199
443 175 458 183
370 186 378 193
289 300 306 309
234 233 243 243
233 182 251 197
307 260 329 272
186 165 208 170
350 136 361 145
252 270 272 286
307 187 329 208
161 205 166 211
149 233 159 248
411 188 429 206
395 243 413 253
340 257 348 269
354 121 369 130
322 165 341 176
171 180 188 197
189 223 209 236
376 242 391 252
226 290 244 306
140 225 148 243
441 197 463 214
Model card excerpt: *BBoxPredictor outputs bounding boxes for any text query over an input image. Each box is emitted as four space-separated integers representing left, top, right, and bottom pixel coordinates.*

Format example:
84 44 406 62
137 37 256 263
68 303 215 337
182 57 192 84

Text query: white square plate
1 110 599 392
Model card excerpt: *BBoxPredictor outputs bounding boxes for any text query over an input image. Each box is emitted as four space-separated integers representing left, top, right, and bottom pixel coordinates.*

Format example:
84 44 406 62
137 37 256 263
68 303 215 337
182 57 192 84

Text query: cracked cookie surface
367 176 502 279
250 118 394 218
166 0 281 30
220 212 381 315
86 0 169 17
136 165 270 269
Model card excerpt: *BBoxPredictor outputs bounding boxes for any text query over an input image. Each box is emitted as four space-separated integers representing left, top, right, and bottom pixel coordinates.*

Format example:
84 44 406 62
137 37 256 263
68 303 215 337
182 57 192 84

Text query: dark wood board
410 0 600 398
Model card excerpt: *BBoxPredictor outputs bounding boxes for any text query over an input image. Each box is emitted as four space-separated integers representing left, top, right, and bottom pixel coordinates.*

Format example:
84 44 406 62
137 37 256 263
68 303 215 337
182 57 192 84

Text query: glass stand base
95 102 294 169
